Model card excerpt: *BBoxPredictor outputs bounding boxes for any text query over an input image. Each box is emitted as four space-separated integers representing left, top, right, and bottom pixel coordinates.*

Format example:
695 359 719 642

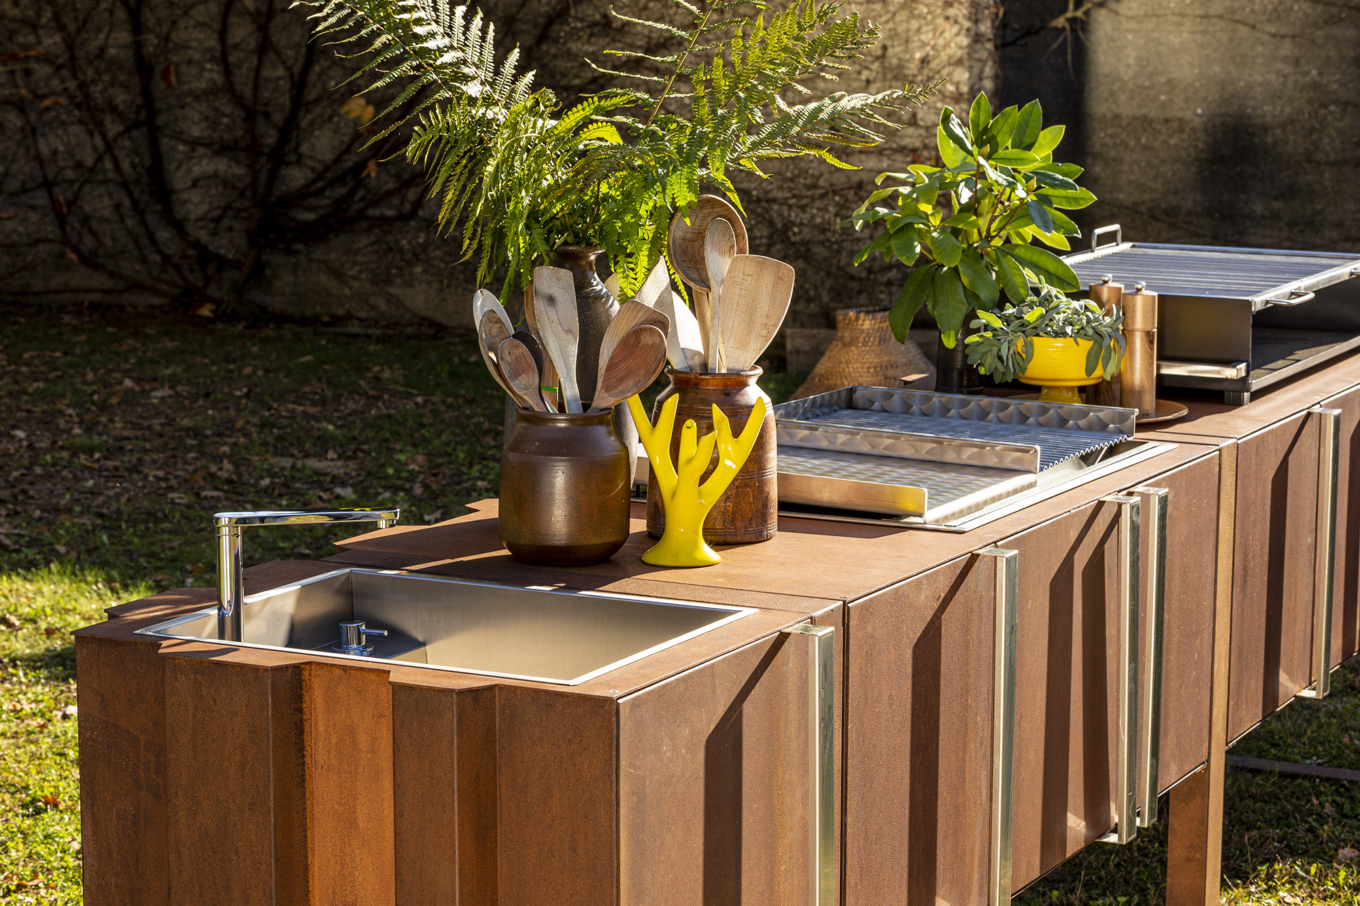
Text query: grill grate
1068 245 1358 299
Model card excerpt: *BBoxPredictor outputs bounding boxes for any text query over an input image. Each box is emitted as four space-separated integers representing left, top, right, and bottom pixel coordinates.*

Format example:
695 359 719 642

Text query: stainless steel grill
1065 227 1360 404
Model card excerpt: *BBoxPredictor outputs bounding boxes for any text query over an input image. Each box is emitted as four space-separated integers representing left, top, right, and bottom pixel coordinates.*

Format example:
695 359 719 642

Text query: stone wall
0 0 998 329
998 0 1360 253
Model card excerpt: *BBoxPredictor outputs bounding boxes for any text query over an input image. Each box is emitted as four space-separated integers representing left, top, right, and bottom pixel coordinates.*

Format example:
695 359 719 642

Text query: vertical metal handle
1091 223 1123 251
977 548 1018 906
1098 495 1141 845
1301 406 1340 700
1129 487 1170 827
783 623 836 906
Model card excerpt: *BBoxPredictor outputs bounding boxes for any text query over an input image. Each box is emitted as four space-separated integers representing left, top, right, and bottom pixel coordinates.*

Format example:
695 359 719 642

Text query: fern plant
294 0 936 298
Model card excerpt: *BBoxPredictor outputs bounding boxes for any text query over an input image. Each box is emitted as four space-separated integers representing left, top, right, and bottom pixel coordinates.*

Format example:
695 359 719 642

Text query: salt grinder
1087 275 1124 407
1120 281 1159 418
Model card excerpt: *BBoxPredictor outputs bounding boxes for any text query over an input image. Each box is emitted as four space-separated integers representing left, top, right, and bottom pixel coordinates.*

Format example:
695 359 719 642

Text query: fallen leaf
41 794 59 808
340 96 368 119
189 301 215 318
362 158 377 179
41 95 65 107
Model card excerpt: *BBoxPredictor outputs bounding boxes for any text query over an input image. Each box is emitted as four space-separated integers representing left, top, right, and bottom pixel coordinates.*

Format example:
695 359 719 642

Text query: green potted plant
962 287 1124 404
847 92 1095 393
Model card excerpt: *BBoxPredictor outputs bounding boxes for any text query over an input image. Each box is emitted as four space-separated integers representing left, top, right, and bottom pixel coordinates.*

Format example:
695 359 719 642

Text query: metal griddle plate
773 388 1139 524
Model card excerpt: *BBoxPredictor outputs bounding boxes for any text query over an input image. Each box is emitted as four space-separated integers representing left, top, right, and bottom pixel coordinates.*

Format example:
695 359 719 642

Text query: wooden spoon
667 195 748 292
596 299 670 396
633 258 673 309
654 287 707 372
715 254 796 373
498 336 550 413
530 266 583 413
704 218 736 373
522 281 559 411
474 288 514 336
589 325 669 413
476 310 516 397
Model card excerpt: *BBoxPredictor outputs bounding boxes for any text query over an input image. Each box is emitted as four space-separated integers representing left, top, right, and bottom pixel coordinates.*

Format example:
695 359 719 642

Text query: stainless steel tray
773 388 1171 531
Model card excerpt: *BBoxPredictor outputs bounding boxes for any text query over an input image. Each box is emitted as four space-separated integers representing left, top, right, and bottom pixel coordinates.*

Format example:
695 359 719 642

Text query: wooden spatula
704 218 736 373
654 287 707 372
633 258 673 309
498 336 550 413
589 325 668 413
530 266 582 414
715 254 796 373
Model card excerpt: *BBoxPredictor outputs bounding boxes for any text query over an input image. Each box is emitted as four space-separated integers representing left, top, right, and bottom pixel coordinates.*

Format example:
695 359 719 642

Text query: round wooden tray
1135 399 1190 424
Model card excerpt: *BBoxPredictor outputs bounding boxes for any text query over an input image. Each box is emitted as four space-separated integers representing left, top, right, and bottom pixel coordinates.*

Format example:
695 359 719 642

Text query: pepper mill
1087 274 1124 407
1120 281 1158 418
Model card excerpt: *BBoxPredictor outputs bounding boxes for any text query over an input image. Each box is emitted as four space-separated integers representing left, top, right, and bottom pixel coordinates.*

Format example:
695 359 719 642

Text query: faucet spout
215 507 399 642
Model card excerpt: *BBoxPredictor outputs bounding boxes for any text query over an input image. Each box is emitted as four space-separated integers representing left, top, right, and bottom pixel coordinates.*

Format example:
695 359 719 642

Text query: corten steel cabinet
76 579 841 906
842 452 1221 904
1226 406 1340 742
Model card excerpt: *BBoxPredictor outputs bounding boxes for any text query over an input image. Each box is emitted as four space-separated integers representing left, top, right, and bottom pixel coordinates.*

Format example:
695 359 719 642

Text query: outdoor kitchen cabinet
841 451 1221 904
1323 384 1360 668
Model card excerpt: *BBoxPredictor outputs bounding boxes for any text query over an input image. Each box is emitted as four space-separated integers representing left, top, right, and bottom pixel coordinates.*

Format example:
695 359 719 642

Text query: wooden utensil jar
645 367 777 544
499 409 632 566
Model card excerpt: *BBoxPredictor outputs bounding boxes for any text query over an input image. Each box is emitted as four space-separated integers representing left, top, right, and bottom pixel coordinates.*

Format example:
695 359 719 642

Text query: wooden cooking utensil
667 195 748 292
633 258 673 309
476 310 516 396
653 287 707 372
596 299 670 391
704 218 736 373
530 266 583 413
474 288 514 336
522 281 560 410
589 325 668 413
693 288 711 358
512 329 556 412
715 254 796 373
498 336 550 413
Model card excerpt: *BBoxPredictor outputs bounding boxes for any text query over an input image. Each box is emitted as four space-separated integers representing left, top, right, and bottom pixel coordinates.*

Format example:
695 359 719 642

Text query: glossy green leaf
989 148 1040 169
1026 198 1054 234
1036 185 1096 210
1030 169 1078 192
932 268 969 348
1045 207 1080 237
1012 100 1043 150
943 210 983 230
958 249 1000 307
1001 242 1080 291
1031 124 1065 157
889 226 921 263
937 123 966 167
969 93 992 142
927 229 964 267
891 266 935 342
1036 161 1083 179
853 229 893 266
984 105 1019 151
939 107 973 153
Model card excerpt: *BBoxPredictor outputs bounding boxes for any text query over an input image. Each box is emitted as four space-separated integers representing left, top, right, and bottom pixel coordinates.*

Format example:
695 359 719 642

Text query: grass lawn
1 300 1357 903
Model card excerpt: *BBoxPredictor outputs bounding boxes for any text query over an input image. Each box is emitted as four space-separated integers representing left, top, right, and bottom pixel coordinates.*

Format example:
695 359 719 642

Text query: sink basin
137 568 755 685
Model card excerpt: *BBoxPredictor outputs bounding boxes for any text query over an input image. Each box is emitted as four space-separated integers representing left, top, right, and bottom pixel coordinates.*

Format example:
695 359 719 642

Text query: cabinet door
1004 452 1220 889
617 610 840 906
843 550 1015 906
1324 385 1360 667
1227 411 1324 741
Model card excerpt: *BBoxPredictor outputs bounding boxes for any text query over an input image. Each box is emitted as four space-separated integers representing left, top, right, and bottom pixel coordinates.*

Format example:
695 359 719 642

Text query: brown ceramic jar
645 366 777 545
499 409 631 566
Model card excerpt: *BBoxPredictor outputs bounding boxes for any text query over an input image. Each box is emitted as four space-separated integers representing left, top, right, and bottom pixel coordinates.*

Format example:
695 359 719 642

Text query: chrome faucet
215 508 399 642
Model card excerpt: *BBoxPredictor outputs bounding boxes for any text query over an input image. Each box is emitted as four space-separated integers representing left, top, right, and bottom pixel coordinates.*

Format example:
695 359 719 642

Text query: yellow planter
1018 337 1101 405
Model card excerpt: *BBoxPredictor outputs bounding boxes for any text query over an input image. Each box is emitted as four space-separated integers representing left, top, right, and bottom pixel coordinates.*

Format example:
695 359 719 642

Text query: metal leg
1131 487 1171 827
783 623 836 906
1099 495 1142 845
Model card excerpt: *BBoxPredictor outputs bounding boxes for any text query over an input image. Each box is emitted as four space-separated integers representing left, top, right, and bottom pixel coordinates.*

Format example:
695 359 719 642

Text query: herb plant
847 92 1094 348
295 0 937 298
963 287 1124 385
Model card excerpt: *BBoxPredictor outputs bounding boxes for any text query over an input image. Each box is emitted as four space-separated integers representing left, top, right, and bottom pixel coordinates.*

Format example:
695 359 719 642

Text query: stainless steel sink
137 568 754 685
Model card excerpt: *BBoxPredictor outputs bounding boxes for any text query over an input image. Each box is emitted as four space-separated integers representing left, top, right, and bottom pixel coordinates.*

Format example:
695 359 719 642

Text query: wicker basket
791 308 934 400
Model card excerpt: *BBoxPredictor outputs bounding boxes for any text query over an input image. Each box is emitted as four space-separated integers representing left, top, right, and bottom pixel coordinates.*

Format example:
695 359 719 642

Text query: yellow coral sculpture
627 394 766 568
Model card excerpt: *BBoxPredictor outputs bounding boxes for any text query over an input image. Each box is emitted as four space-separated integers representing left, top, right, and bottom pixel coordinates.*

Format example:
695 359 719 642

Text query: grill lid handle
1263 290 1316 307
1091 224 1123 251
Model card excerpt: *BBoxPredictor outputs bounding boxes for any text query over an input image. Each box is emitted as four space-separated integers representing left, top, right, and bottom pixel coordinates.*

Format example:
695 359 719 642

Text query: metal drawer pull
1130 487 1170 827
783 623 836 905
1157 360 1249 381
977 547 1018 906
1300 406 1340 700
1098 495 1142 846
1091 223 1122 251
1263 290 1316 307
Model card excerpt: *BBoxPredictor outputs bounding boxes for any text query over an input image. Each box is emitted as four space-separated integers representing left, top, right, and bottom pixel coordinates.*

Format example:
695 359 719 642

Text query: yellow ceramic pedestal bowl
1017 338 1100 405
